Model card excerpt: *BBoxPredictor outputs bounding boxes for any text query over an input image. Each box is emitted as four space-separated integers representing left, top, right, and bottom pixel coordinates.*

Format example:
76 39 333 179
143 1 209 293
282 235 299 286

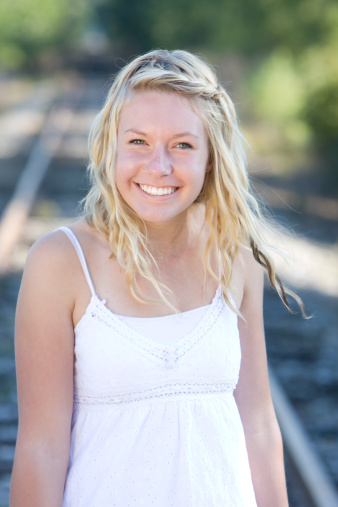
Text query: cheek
116 151 145 174
114 156 129 195
115 154 134 188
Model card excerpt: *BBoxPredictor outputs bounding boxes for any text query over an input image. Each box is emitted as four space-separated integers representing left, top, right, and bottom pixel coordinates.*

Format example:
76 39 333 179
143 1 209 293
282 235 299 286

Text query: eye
176 142 193 149
129 139 146 145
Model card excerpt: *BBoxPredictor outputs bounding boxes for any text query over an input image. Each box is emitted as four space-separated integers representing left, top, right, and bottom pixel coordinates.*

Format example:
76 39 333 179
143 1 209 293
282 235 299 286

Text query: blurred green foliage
96 0 266 55
0 0 90 68
96 0 331 56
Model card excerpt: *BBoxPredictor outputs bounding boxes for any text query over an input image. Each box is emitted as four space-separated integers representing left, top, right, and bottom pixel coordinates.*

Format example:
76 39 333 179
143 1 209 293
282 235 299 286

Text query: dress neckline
74 284 231 369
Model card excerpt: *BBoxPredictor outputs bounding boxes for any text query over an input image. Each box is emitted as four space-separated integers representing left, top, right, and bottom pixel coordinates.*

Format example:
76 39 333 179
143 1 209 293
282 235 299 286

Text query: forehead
118 90 206 135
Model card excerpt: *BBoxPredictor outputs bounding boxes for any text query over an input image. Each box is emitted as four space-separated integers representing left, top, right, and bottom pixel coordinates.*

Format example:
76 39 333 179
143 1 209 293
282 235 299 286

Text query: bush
0 0 90 69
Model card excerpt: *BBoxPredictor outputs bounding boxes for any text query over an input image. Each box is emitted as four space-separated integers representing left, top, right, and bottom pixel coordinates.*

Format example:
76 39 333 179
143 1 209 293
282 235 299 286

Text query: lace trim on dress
74 379 237 406
80 286 230 368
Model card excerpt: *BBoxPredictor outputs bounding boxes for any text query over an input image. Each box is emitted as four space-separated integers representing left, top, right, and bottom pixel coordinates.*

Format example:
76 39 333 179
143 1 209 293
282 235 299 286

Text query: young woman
10 49 299 506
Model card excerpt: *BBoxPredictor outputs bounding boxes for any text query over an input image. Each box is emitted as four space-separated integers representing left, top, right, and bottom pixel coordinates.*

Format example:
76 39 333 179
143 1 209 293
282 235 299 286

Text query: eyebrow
124 128 199 139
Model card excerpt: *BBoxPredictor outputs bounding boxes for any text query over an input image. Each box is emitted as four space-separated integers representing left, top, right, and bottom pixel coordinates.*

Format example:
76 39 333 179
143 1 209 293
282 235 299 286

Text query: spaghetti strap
59 226 96 297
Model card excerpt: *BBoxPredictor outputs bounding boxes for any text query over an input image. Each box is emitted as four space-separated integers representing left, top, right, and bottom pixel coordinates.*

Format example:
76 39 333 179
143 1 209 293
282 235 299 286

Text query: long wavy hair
83 49 305 315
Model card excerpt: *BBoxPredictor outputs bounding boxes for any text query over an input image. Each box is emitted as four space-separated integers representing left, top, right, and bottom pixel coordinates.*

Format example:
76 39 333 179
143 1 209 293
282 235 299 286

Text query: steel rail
0 87 80 274
270 368 338 507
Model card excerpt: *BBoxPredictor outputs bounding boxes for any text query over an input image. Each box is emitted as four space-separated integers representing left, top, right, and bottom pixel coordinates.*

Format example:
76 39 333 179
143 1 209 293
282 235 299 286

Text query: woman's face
115 90 210 225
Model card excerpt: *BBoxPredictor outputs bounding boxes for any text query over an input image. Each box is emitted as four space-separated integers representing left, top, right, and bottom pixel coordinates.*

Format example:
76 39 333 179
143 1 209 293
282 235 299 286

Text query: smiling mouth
138 184 178 196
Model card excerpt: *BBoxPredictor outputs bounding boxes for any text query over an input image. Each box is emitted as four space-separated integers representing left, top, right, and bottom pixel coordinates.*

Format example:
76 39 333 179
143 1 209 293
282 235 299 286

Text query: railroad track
0 73 337 507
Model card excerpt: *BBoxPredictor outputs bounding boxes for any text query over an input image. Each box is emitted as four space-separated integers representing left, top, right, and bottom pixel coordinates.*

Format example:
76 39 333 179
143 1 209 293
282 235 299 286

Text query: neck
145 218 190 261
144 206 204 261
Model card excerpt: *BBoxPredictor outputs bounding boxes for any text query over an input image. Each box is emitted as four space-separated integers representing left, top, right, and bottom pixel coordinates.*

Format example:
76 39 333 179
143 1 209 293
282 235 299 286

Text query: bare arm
234 250 289 507
10 232 77 507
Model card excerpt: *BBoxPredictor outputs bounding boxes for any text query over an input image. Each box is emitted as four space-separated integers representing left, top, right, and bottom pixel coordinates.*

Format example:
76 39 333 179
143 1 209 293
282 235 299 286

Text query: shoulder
21 219 107 303
232 245 264 311
25 219 94 272
25 227 76 278
21 225 84 308
239 246 264 291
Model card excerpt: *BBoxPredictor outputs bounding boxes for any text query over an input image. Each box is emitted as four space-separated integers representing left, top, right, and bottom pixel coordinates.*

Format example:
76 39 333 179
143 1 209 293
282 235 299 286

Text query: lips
138 184 178 196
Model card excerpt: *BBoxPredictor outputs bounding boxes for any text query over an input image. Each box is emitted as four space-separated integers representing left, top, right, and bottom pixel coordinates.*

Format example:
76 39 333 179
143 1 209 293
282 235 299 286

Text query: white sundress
60 227 257 507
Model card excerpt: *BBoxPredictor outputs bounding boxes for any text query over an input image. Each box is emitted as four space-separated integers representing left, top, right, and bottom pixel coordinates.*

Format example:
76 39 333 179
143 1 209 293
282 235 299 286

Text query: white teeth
139 184 176 196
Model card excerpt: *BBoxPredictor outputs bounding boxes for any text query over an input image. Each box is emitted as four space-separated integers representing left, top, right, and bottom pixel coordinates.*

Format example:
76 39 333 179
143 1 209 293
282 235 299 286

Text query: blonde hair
84 49 305 315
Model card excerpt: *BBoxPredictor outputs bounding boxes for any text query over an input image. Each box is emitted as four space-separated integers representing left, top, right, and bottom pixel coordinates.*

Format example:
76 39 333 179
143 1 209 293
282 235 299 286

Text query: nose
145 146 172 176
